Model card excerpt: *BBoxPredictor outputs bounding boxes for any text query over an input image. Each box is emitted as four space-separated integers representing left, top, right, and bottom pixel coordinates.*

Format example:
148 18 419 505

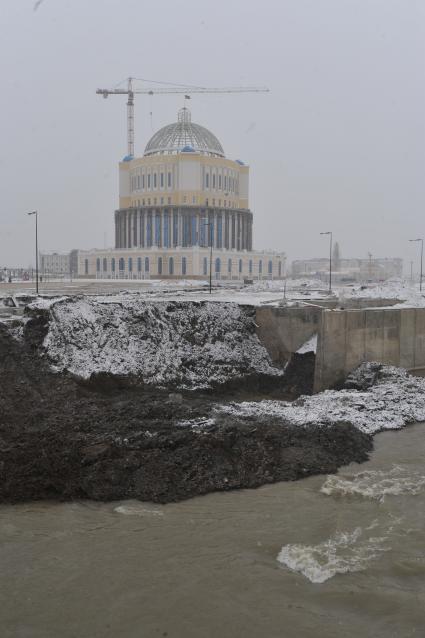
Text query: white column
230 213 234 250
129 211 133 248
192 212 199 246
178 210 182 247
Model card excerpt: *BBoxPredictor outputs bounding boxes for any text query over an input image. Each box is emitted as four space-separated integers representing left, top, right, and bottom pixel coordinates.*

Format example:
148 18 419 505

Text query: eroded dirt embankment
0 298 372 504
0 298 372 502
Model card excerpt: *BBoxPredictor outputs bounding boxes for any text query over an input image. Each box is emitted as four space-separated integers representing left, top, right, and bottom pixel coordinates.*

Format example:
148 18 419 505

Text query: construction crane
96 77 269 158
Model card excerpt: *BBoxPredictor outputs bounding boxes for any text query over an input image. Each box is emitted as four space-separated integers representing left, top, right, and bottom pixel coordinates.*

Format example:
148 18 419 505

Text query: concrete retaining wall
255 304 425 393
314 307 425 391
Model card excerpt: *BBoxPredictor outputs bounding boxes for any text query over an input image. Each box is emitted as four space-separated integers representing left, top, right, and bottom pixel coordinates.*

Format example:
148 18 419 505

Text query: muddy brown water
1 424 425 638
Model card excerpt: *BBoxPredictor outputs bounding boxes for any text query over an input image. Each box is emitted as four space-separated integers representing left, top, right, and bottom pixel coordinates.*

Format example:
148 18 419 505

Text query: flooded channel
1 424 425 638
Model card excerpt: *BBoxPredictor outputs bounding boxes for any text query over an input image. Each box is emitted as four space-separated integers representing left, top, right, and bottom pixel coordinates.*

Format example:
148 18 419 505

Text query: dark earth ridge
0 318 372 504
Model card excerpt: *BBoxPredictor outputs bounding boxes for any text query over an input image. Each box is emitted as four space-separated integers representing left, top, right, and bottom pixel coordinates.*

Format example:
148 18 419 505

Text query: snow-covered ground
215 366 425 436
31 296 282 388
337 278 425 308
2 276 425 308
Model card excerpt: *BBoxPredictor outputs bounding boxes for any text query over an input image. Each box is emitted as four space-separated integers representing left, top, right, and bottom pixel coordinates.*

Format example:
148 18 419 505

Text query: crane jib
96 80 269 157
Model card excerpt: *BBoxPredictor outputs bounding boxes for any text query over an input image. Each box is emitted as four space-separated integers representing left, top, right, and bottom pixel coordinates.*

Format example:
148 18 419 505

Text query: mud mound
27 297 283 390
0 323 372 504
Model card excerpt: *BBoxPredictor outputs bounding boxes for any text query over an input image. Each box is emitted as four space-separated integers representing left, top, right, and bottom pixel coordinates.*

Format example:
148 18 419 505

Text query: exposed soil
0 322 372 504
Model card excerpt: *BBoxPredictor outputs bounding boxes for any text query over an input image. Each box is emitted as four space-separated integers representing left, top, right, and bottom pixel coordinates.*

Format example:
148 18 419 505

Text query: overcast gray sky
1 0 424 270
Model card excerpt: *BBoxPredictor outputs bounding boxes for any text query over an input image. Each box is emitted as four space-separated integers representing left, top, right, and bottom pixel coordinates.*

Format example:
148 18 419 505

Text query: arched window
145 257 149 272
137 257 142 272
182 257 187 275
259 260 263 274
228 258 232 273
84 259 89 275
119 257 125 272
111 258 116 272
103 258 107 272
128 257 133 272
215 258 221 273
203 257 208 275
239 259 243 273
268 260 273 274
249 259 253 274
158 257 162 275
169 257 174 275
278 261 282 276
96 258 100 272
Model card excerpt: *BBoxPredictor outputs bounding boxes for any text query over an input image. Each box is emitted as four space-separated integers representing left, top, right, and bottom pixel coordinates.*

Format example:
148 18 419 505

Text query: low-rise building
40 252 70 276
292 257 403 283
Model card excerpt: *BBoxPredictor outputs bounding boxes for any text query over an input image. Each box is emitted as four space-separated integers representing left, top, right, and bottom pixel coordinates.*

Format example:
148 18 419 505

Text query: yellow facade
119 153 249 211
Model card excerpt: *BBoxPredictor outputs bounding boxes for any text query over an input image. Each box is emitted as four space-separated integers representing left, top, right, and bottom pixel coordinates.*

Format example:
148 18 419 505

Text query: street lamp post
409 238 423 292
320 231 333 293
203 220 213 294
27 211 39 295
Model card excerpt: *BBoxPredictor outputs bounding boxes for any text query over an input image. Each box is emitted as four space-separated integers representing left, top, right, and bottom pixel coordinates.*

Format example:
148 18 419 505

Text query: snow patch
39 297 282 389
175 418 216 430
296 334 318 354
217 366 425 435
28 296 69 310
339 278 425 308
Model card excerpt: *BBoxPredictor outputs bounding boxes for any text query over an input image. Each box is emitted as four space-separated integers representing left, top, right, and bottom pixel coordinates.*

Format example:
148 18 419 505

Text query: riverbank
1 295 425 504
0 317 370 503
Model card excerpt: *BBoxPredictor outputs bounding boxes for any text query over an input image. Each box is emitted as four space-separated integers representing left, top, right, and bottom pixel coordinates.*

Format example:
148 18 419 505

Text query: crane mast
96 77 269 158
126 78 134 158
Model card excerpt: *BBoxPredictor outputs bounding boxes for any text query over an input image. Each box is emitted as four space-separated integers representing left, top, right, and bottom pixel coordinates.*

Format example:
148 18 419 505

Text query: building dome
144 108 225 158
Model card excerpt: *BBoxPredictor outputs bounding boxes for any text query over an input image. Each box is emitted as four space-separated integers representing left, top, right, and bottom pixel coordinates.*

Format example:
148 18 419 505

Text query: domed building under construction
76 107 285 280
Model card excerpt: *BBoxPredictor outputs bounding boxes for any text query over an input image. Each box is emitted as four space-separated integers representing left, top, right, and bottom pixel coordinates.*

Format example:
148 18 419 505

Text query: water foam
277 525 390 583
321 466 425 501
114 504 164 517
